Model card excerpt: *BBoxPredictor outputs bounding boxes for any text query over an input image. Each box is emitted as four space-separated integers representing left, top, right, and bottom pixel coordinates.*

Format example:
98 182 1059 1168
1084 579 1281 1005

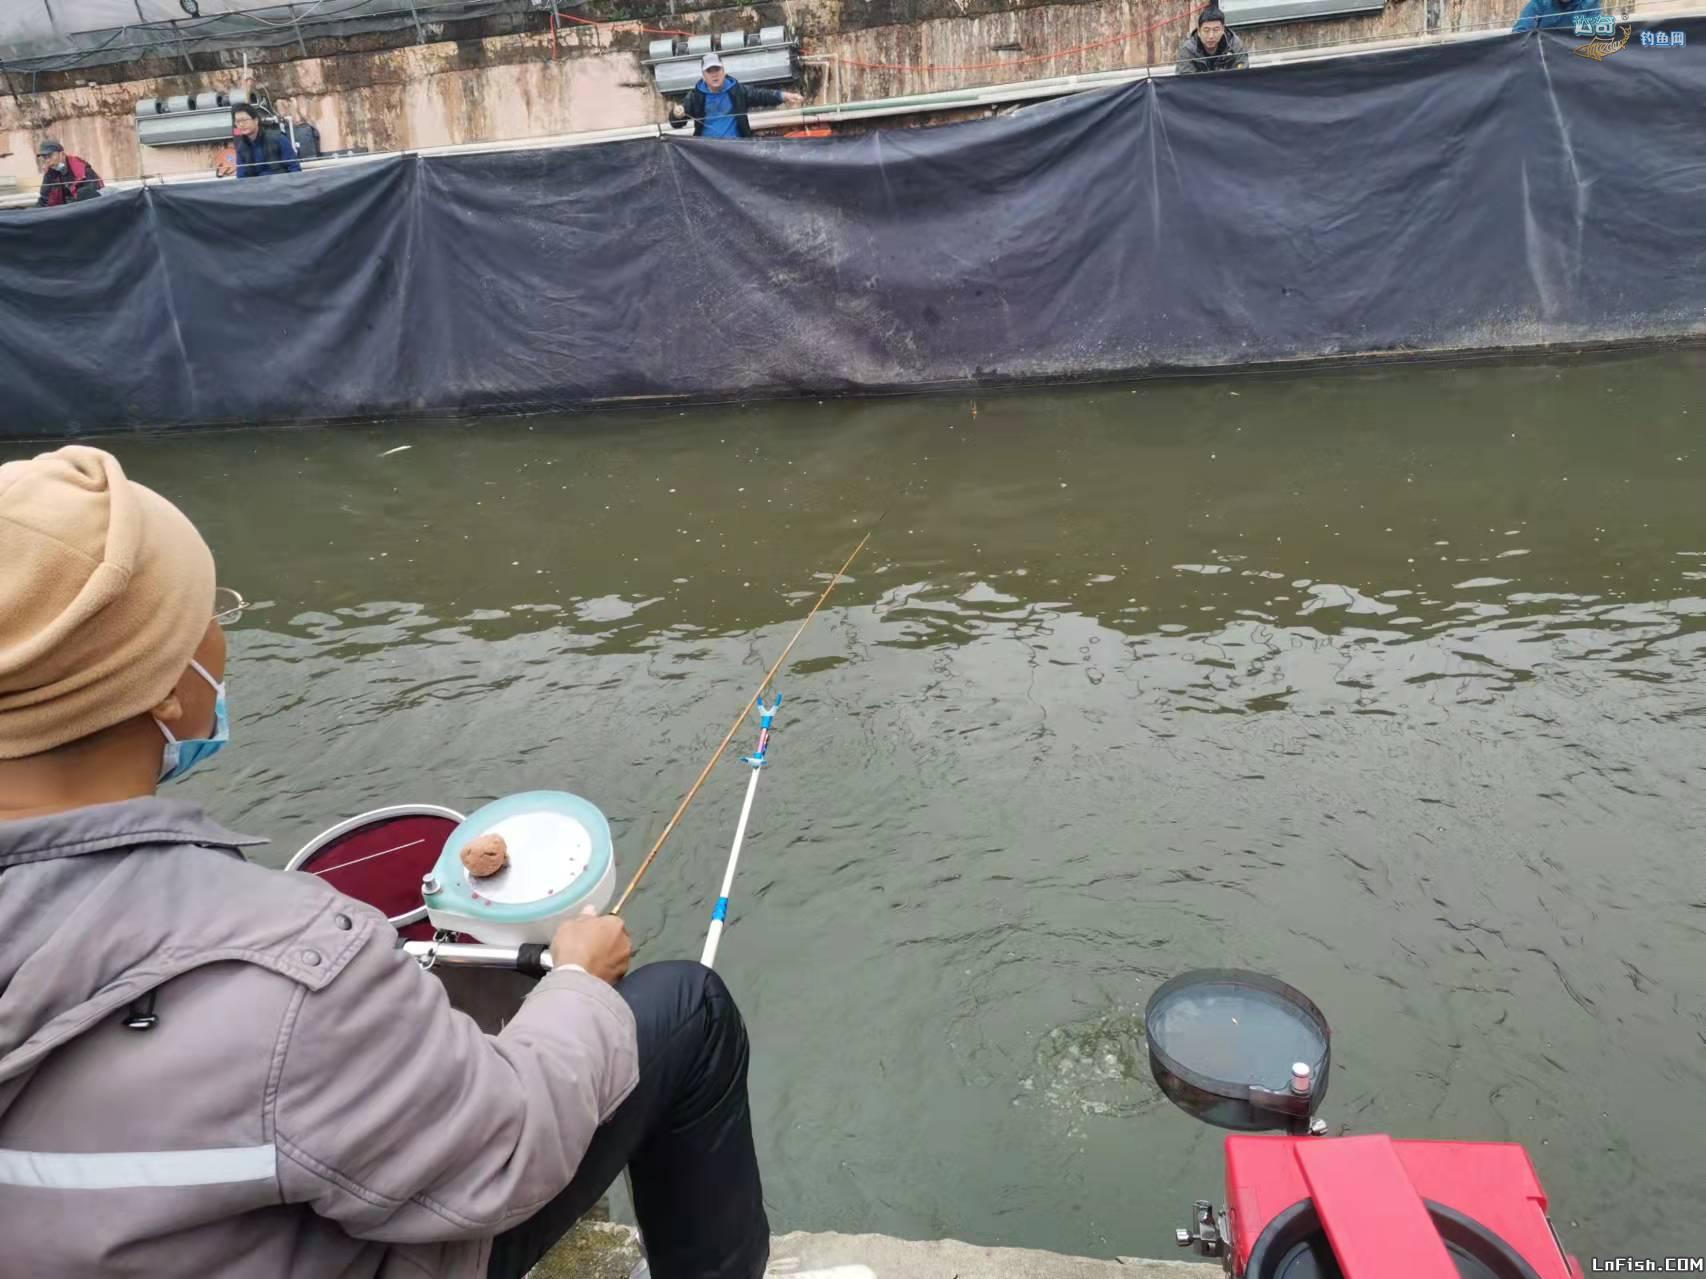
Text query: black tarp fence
2 25 1703 440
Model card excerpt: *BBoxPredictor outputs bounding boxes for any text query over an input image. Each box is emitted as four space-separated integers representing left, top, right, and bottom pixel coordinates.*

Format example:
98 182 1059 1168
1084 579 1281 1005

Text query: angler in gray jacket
1175 5 1250 74
0 446 769 1279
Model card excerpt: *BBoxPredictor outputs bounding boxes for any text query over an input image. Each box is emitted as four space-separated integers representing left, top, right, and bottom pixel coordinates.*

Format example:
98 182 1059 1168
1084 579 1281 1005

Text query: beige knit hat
0 446 215 760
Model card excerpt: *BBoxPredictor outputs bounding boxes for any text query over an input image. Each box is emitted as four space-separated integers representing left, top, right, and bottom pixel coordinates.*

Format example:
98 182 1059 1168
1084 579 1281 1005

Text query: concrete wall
0 0 1524 192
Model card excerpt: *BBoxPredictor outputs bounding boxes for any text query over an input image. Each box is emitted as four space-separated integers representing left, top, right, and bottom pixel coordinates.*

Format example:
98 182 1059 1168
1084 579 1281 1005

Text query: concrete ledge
526 1222 1222 1278
525 1221 644 1279
771 1231 1221 1278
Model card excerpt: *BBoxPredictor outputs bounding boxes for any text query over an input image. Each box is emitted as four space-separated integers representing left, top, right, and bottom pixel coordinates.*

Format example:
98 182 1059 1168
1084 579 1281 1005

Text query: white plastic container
423 791 616 947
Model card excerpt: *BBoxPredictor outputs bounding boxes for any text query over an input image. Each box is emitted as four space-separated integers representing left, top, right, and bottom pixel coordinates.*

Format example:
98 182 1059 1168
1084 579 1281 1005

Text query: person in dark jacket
669 53 804 139
1511 0 1600 31
230 103 302 178
1175 6 1250 73
35 139 102 208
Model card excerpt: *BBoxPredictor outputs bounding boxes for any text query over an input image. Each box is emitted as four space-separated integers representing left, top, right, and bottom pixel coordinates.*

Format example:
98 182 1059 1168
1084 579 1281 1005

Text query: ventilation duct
645 25 799 96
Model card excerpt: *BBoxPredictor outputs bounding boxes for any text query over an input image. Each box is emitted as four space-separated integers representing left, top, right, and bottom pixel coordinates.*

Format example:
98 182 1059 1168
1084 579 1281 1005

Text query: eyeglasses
214 587 248 626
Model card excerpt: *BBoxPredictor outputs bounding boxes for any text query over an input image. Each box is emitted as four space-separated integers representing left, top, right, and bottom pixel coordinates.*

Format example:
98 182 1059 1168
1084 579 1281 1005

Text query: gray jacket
0 797 639 1278
1175 29 1250 74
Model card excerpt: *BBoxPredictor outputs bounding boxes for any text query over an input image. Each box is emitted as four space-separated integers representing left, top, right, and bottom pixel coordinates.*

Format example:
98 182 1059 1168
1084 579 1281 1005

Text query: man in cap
0 446 769 1278
669 52 805 139
34 138 103 207
1175 6 1250 73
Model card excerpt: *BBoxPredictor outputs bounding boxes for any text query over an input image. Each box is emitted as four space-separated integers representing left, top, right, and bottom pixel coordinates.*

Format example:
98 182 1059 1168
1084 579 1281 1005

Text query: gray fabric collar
0 796 264 870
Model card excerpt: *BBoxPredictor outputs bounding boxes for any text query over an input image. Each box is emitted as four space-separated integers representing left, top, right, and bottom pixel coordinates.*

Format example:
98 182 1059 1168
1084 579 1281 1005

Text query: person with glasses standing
226 103 302 178
0 447 768 1279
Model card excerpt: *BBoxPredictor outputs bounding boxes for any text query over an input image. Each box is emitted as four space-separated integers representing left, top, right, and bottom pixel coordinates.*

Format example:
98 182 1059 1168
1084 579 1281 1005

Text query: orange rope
555 2 1202 76
817 1 1202 75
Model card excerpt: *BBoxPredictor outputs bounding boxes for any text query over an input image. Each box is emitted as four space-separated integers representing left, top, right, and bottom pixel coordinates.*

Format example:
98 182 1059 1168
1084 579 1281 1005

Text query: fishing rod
401 524 875 975
609 525 872 917
401 694 784 975
699 692 780 968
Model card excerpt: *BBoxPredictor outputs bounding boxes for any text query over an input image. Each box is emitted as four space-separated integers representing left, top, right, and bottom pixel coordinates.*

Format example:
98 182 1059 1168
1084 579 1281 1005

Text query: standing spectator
35 139 102 208
1176 6 1250 74
1511 0 1600 31
229 104 301 178
669 53 805 139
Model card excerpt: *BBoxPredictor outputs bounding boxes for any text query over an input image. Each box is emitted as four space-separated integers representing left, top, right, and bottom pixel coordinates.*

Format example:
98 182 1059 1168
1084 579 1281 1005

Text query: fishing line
610 518 882 916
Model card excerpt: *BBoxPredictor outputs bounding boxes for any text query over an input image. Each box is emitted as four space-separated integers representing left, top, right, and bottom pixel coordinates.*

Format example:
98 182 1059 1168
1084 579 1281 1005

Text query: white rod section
700 761 765 969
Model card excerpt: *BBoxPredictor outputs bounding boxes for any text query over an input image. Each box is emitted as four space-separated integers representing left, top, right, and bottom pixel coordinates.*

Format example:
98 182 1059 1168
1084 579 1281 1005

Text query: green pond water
11 347 1703 1263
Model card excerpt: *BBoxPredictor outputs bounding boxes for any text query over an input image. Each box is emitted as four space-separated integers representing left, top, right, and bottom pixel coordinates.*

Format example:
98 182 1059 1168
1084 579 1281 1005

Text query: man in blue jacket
231 104 302 178
669 53 804 139
1512 0 1600 31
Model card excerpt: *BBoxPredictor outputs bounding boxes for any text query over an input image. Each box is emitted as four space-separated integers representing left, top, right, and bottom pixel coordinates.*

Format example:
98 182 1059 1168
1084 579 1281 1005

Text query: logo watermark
1569 13 1687 60
1572 20 1631 60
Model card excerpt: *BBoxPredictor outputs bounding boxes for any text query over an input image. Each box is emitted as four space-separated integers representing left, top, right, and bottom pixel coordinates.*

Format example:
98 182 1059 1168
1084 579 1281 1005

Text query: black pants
485 961 769 1279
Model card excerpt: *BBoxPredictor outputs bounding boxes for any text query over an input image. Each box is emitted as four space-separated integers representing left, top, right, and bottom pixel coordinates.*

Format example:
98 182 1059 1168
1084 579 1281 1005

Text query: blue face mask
156 659 231 784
